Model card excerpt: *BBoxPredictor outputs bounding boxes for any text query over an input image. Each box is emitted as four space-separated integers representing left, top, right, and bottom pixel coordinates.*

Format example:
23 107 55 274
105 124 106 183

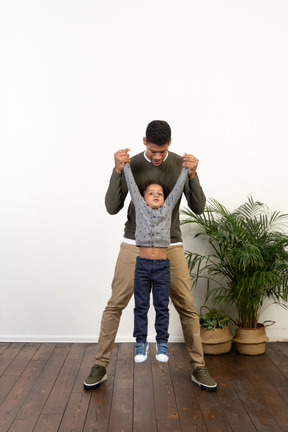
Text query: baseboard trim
0 335 286 343
0 335 185 343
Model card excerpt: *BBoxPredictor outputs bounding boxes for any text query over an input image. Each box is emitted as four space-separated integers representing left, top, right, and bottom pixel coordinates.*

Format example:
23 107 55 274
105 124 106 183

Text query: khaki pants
95 242 205 371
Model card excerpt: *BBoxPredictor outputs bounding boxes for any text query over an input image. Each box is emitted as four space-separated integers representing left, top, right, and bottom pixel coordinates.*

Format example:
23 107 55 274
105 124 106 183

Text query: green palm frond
181 196 288 328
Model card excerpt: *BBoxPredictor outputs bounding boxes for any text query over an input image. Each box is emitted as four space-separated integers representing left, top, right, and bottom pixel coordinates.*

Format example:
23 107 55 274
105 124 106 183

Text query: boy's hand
114 148 131 173
182 153 199 178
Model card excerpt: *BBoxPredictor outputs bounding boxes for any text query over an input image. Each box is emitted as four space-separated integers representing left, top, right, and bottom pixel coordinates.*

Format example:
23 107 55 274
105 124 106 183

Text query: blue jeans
133 256 170 344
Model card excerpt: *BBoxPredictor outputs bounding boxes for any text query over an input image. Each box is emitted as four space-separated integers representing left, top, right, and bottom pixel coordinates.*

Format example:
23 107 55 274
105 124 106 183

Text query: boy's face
144 184 165 209
143 139 171 166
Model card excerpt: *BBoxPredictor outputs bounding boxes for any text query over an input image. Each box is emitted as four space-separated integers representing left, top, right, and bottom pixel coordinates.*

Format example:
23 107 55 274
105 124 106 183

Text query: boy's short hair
140 179 168 200
146 120 171 146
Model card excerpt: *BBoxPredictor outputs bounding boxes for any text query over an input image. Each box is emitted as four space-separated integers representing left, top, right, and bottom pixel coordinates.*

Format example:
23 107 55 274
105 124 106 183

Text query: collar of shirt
144 151 169 163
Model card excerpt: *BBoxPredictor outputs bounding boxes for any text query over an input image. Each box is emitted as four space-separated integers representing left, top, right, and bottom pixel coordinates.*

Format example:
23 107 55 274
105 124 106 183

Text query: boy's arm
166 167 188 209
123 162 142 206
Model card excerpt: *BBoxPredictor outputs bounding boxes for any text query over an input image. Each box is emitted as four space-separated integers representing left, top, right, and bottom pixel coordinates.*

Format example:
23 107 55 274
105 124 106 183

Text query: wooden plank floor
0 342 288 432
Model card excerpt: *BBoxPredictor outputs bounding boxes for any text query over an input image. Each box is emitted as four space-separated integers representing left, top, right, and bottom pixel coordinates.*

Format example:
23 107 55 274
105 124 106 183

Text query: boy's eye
147 190 163 196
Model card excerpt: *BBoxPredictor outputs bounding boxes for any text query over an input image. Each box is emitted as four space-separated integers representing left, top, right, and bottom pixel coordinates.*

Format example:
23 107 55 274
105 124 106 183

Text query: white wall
1 0 287 343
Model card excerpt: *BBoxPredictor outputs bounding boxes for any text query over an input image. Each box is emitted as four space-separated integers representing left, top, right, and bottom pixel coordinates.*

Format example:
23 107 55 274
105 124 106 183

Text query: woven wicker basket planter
200 325 234 355
233 321 274 355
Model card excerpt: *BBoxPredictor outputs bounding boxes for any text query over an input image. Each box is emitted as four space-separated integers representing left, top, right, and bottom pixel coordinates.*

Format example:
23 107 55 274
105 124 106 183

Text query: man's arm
183 175 206 214
104 148 131 215
105 170 127 215
182 152 206 214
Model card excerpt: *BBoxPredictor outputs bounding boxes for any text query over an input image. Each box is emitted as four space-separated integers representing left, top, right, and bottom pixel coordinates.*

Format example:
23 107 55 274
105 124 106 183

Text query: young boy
123 162 188 363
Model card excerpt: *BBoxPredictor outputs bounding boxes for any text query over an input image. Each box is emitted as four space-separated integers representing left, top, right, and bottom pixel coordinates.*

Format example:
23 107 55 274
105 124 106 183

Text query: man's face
144 184 165 209
143 139 171 167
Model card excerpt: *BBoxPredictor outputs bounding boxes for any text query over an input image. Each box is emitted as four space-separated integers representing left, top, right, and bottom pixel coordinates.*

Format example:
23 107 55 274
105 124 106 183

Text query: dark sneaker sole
191 376 218 392
83 373 107 390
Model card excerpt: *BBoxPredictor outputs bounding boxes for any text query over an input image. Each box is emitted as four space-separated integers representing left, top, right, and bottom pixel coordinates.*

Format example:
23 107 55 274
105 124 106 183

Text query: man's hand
182 153 199 178
114 148 131 173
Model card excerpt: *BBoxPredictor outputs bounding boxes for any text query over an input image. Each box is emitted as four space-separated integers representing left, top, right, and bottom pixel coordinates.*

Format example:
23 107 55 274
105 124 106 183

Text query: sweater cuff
189 173 199 182
112 168 122 176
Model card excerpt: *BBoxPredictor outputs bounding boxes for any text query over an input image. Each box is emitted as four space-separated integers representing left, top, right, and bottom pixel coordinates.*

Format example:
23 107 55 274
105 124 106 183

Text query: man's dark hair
140 179 169 200
146 120 171 146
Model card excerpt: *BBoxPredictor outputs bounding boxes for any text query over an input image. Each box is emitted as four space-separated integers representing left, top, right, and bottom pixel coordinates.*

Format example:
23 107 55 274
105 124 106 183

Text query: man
84 120 217 392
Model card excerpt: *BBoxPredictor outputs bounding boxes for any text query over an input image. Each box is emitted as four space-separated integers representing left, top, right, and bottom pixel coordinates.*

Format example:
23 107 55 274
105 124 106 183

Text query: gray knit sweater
123 163 188 248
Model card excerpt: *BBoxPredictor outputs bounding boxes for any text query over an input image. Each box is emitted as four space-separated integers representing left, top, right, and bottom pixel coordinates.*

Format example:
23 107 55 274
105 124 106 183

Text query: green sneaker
192 367 217 392
84 365 107 390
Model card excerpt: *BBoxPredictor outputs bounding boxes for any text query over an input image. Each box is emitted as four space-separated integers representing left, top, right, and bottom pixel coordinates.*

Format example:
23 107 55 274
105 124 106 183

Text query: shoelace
195 367 209 378
90 365 103 377
135 343 145 355
157 344 168 354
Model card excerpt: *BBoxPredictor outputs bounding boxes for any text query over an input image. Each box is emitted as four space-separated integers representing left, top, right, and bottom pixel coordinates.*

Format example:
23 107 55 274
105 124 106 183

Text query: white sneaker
155 343 169 362
134 342 149 363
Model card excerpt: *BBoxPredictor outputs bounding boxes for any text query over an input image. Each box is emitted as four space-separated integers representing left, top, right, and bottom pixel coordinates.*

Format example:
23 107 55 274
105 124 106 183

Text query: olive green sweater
105 151 206 244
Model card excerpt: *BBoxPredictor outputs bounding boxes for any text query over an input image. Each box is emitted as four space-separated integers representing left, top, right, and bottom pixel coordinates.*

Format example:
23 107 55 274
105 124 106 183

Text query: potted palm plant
181 196 288 355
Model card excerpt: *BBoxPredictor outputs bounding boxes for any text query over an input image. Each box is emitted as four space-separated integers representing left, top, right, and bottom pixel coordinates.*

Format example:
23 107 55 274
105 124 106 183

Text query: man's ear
143 137 147 146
